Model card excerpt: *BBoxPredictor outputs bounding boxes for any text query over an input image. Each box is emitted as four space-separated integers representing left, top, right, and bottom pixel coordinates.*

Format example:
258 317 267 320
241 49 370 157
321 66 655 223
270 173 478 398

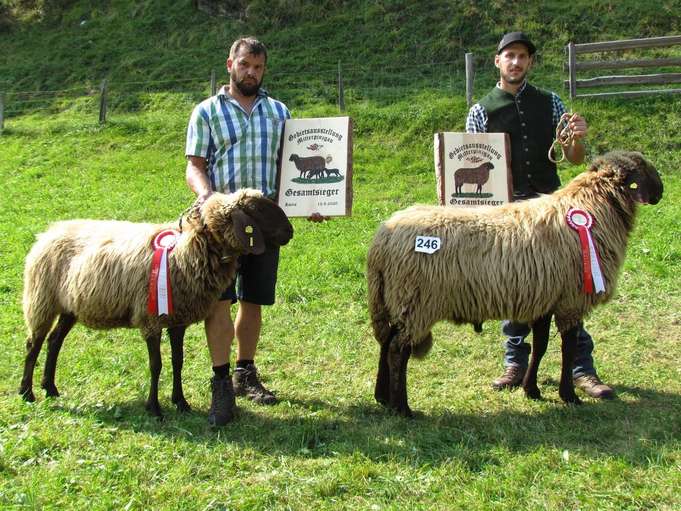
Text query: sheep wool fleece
367 152 663 354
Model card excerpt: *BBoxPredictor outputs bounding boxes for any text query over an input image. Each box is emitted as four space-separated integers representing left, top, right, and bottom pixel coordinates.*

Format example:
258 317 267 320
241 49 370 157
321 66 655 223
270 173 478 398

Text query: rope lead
548 112 574 164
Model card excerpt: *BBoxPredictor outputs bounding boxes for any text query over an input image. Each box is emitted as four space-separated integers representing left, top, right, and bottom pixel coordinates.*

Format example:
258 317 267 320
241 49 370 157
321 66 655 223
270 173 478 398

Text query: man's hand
307 213 329 223
567 112 588 140
197 190 214 206
563 112 587 165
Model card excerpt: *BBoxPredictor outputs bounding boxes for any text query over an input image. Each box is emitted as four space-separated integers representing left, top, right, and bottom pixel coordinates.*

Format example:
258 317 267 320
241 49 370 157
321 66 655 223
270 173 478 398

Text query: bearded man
185 37 306 426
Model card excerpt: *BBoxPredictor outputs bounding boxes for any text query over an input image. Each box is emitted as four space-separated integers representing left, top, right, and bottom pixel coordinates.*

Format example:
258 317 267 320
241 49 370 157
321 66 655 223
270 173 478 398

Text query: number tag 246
414 236 441 254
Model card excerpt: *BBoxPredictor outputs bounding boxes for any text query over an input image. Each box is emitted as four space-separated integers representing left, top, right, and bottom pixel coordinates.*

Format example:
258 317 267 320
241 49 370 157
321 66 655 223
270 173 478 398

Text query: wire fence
1 38 678 130
0 57 504 128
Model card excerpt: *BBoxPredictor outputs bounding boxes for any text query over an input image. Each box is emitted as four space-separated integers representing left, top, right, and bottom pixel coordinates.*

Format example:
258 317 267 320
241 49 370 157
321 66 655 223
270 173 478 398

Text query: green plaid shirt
185 86 290 197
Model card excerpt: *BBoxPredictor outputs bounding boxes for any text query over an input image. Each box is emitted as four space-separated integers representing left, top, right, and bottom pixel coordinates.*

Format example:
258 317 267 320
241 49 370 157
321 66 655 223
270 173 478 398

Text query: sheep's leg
559 326 582 405
168 326 191 413
41 313 76 398
374 336 391 406
144 332 164 418
19 324 52 402
387 336 412 417
523 314 551 400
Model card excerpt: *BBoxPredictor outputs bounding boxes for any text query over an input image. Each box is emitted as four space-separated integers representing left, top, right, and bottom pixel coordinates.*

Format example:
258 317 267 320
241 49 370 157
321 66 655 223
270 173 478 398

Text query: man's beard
233 72 262 97
502 69 527 85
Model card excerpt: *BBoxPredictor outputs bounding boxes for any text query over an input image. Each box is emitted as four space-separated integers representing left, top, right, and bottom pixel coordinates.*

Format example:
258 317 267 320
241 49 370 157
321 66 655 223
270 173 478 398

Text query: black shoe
233 364 277 405
208 375 236 426
491 365 526 391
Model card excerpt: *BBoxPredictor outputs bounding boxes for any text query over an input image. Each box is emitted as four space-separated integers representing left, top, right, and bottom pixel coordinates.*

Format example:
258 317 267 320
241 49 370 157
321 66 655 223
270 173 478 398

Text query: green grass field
1 1 681 509
1 90 680 510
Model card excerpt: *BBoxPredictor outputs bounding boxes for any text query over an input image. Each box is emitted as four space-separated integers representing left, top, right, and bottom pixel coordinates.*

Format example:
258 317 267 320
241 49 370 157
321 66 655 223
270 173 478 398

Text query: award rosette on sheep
277 117 353 217
147 229 180 316
566 208 605 295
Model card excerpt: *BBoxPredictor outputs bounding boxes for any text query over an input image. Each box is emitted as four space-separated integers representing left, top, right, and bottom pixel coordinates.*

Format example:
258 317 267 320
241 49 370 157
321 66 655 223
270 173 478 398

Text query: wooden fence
566 35 681 99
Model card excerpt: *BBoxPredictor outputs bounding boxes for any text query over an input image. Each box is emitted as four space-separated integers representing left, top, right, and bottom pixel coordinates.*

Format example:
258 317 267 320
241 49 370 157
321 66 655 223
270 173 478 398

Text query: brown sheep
19 189 293 418
367 151 663 416
454 161 495 194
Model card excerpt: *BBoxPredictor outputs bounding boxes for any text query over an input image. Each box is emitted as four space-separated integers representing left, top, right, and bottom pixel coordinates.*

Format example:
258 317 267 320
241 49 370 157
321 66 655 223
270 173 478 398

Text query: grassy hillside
1 1 680 509
1 0 680 92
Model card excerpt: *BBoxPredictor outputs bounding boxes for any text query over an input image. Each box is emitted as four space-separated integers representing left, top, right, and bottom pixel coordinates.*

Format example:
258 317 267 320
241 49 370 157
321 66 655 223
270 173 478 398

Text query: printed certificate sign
277 117 353 217
434 132 512 207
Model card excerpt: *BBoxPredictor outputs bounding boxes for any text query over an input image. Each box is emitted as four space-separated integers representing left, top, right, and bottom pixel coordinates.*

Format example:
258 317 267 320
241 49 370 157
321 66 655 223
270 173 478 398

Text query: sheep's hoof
374 388 390 407
400 407 414 419
19 387 35 402
145 401 164 419
174 399 192 413
524 385 542 400
390 404 414 418
560 391 582 405
42 382 60 398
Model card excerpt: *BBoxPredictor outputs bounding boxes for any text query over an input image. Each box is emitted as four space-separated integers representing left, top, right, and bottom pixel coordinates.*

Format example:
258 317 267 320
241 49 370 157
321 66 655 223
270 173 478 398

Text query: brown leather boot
492 365 526 390
573 374 615 399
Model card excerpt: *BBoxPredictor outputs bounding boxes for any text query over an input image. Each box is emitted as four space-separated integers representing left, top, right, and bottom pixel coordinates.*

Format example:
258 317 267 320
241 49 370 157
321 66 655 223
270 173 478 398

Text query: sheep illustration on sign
289 153 344 184
454 161 495 196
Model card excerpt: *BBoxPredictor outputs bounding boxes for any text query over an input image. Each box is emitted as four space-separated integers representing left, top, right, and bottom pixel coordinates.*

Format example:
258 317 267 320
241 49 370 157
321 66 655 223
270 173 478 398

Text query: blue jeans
502 320 596 377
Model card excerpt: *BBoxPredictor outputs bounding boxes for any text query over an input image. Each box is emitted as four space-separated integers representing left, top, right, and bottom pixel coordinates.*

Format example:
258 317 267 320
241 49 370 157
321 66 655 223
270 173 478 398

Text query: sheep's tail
23 240 60 337
325 155 333 164
367 255 392 346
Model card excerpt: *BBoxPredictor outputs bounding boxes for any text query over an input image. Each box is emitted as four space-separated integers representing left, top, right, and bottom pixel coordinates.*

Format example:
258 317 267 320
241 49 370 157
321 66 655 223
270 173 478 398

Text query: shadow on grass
44 382 681 471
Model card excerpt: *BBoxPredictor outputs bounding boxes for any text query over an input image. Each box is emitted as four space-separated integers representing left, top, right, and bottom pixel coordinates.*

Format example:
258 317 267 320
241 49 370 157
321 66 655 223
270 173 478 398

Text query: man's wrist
197 190 214 204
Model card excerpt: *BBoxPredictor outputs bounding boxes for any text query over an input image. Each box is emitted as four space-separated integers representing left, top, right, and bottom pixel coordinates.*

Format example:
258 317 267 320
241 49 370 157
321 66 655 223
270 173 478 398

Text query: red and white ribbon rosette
566 208 605 294
147 229 180 316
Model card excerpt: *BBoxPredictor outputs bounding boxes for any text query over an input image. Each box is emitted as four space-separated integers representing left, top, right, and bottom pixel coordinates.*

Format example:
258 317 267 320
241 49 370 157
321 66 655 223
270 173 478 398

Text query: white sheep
19 189 293 418
367 151 663 416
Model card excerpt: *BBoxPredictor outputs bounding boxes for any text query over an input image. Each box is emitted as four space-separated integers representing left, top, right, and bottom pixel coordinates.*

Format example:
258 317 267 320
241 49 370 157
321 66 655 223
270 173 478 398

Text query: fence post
0 92 4 133
337 60 345 112
99 79 108 124
211 68 217 96
465 53 475 107
568 42 576 100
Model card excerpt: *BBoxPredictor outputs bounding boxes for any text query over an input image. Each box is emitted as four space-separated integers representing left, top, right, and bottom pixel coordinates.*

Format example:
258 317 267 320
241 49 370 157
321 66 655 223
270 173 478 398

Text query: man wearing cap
465 31 615 400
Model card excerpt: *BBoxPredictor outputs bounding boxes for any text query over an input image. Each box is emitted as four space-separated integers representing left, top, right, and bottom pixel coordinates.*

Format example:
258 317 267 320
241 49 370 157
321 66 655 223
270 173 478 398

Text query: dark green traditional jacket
479 83 560 197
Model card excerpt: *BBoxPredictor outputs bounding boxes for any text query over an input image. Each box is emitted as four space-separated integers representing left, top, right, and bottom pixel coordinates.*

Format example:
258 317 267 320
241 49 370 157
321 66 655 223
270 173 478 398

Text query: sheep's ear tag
245 225 254 247
629 182 639 190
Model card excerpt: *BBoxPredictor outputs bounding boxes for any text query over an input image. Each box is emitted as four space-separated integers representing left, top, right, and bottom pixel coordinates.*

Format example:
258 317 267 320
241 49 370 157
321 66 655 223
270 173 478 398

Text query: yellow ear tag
629 182 639 190
245 225 254 247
